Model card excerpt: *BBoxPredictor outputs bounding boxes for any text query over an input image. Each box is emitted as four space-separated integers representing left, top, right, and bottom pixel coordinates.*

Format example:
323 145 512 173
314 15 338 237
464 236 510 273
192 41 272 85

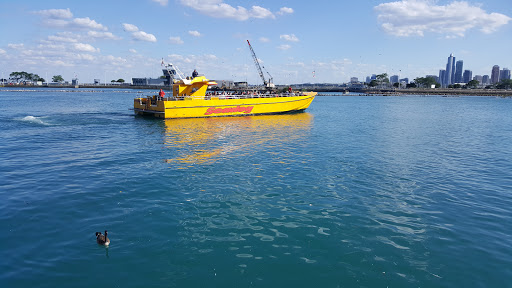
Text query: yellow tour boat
133 63 316 119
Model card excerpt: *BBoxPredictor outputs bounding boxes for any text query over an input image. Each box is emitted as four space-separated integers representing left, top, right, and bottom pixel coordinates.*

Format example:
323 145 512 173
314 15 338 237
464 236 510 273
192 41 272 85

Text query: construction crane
247 40 274 89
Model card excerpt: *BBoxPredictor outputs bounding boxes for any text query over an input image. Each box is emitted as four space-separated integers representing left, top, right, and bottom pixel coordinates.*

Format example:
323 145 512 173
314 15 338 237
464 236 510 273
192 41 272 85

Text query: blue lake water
1 88 511 287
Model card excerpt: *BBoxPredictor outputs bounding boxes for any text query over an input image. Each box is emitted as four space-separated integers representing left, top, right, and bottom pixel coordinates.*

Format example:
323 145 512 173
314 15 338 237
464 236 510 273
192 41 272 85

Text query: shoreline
2 84 511 97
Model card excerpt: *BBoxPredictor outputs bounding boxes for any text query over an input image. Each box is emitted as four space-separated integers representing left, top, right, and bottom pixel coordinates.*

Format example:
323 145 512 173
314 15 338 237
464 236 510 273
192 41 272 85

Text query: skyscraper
455 60 464 83
439 70 446 87
491 65 500 84
482 75 490 85
500 68 511 80
463 70 472 84
445 54 456 86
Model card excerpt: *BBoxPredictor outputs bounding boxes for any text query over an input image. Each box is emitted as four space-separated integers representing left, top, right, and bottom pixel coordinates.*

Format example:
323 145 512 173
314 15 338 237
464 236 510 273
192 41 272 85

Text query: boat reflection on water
163 113 313 167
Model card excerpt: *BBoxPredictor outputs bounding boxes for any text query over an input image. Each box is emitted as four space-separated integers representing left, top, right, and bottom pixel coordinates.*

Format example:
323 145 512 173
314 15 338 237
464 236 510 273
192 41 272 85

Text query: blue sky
0 0 511 84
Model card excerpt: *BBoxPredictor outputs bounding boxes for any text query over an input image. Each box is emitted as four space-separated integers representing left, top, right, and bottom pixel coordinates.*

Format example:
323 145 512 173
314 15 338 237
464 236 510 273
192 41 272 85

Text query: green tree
496 79 512 89
368 79 378 87
117 79 125 83
467 80 479 89
52 75 64 83
9 72 23 83
414 76 439 88
9 71 44 83
376 73 389 87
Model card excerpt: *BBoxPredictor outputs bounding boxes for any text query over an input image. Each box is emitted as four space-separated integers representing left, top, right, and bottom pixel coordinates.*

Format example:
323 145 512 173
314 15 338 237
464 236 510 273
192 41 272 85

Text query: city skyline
0 0 511 84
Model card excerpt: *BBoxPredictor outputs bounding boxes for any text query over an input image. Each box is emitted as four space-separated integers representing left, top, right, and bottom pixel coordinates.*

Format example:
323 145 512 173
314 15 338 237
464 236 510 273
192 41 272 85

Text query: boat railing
174 92 308 101
137 92 309 102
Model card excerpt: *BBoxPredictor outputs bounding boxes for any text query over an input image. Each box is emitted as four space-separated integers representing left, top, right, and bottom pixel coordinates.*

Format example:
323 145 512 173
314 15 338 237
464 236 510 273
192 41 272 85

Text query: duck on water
96 230 110 246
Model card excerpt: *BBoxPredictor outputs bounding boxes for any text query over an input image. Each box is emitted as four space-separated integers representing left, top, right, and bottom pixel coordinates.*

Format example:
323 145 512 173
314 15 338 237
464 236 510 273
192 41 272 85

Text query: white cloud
35 44 66 54
42 19 70 28
33 8 73 19
45 35 77 43
88 31 121 40
165 53 220 72
72 17 107 31
151 0 168 6
0 48 6 55
122 23 157 42
33 9 107 31
188 30 201 37
375 0 512 37
129 49 137 53
104 55 128 66
47 60 74 67
277 7 294 15
170 37 184 44
122 23 139 32
179 0 275 21
259 37 270 43
251 6 274 19
8 43 24 49
132 31 157 42
278 44 291 50
74 43 100 53
77 54 95 61
204 54 217 60
280 34 299 42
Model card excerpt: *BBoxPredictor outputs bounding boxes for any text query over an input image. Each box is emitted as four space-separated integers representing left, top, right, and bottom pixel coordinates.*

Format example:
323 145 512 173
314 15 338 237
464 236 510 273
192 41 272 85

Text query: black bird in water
96 230 110 246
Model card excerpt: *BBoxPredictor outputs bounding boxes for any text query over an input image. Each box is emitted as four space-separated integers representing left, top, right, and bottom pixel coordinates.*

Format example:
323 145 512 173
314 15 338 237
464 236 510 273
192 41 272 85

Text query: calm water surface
1 89 511 287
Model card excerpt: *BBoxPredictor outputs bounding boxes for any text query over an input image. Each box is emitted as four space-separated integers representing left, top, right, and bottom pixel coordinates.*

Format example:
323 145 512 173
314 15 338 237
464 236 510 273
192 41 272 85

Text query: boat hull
134 92 316 119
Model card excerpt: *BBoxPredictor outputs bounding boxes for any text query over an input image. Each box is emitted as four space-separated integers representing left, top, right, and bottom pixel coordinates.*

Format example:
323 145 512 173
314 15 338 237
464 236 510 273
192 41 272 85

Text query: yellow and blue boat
133 64 316 119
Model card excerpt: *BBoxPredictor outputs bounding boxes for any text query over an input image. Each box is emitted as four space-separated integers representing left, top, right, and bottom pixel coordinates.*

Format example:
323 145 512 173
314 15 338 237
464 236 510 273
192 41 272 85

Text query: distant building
439 70 446 87
94 79 101 85
482 75 490 85
371 74 377 81
463 70 472 84
132 77 166 86
234 81 248 88
72 78 79 86
491 65 500 84
474 75 483 85
365 76 371 83
399 78 409 84
350 77 359 83
445 54 456 86
454 60 464 83
500 68 511 80
214 80 234 88
390 75 399 84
